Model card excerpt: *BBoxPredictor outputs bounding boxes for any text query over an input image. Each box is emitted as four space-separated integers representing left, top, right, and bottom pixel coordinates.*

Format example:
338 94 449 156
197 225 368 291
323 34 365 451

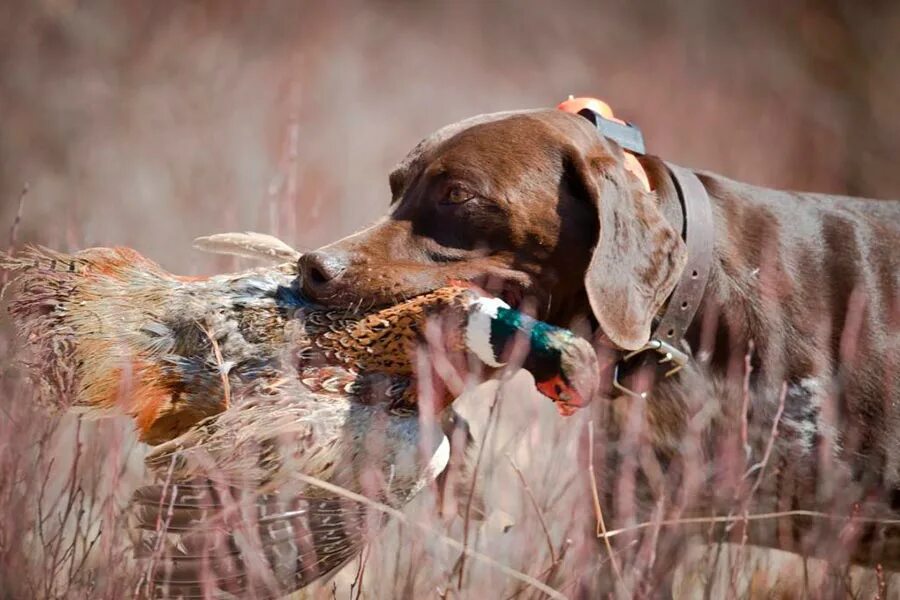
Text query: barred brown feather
2 239 596 596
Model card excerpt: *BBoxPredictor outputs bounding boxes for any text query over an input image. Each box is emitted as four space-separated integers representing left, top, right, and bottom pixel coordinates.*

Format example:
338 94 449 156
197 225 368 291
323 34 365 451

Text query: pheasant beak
535 374 591 417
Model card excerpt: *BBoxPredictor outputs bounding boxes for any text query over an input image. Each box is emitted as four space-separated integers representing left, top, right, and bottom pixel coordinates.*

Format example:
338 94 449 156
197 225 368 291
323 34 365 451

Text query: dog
295 106 900 581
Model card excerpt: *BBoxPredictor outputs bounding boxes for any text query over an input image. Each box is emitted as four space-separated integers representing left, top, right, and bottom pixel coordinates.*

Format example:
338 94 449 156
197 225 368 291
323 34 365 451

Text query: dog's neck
640 156 685 240
626 158 765 390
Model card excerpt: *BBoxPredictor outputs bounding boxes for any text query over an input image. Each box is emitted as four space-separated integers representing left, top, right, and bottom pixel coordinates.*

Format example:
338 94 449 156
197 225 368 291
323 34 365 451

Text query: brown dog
297 108 900 577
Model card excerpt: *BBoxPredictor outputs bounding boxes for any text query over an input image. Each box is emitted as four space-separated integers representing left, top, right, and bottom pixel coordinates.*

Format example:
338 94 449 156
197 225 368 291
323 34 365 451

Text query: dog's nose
298 251 348 297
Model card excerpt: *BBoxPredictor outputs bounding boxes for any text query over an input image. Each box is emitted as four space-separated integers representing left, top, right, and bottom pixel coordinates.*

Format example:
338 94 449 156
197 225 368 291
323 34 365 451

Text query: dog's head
298 109 686 351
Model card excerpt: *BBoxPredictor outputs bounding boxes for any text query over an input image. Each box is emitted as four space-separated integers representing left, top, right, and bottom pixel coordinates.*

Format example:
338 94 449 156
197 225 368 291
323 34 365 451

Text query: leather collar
610 160 715 398
555 97 716 396
654 163 714 346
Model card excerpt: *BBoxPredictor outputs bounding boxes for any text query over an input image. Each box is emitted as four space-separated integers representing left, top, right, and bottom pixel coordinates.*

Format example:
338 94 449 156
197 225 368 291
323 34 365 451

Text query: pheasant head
296 285 597 417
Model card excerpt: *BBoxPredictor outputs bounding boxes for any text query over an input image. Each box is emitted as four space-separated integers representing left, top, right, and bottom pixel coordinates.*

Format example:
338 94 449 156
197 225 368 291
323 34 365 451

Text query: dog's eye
442 186 475 205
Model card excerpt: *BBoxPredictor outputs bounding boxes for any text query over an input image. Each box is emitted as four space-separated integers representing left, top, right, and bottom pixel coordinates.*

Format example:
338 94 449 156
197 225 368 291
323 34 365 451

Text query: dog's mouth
461 278 520 307
293 262 541 320
453 272 537 315
498 281 526 311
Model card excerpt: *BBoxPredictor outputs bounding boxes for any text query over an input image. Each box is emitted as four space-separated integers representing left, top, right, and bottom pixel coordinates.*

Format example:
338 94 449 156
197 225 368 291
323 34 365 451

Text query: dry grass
2 354 898 598
1 1 899 597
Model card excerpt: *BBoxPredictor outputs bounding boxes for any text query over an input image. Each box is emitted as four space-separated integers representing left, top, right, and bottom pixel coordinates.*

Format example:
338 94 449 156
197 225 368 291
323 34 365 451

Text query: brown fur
298 108 900 570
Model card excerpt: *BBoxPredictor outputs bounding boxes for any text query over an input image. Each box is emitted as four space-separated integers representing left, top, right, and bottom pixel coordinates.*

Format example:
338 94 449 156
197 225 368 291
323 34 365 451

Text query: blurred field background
1 0 900 598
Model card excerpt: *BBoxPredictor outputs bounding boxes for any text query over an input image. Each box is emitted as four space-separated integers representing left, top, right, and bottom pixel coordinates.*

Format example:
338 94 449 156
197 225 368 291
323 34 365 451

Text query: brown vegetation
1 1 899 598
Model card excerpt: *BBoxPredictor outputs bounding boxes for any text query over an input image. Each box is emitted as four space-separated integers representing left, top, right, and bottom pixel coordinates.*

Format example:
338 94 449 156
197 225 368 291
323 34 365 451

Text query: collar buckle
611 339 689 399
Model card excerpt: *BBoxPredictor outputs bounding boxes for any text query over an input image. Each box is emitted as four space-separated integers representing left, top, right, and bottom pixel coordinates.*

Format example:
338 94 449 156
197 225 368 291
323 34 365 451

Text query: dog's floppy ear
566 145 687 351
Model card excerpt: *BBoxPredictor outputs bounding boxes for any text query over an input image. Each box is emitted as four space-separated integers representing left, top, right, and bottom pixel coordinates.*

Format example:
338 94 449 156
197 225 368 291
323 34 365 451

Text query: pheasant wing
130 480 368 598
130 379 444 598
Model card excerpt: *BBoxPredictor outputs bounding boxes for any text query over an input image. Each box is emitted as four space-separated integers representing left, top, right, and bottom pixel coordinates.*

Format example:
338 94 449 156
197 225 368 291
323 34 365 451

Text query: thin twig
457 384 503 590
7 183 28 251
587 421 624 590
201 321 232 409
739 340 754 456
596 509 900 540
350 543 370 600
47 421 83 591
500 539 572 600
505 453 556 564
875 563 886 600
291 472 566 600
730 379 789 585
2 183 29 291
137 453 178 597
744 381 787 498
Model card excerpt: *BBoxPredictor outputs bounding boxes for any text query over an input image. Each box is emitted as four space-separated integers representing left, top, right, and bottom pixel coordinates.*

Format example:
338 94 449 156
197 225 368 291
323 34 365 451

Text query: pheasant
1 234 598 598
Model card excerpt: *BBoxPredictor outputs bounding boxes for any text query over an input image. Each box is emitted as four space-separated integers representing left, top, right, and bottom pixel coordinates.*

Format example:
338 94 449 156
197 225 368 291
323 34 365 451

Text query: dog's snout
298 251 347 295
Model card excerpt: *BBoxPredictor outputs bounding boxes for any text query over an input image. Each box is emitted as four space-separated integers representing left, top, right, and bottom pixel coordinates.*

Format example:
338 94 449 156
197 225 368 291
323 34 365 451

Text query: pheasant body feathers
2 240 597 597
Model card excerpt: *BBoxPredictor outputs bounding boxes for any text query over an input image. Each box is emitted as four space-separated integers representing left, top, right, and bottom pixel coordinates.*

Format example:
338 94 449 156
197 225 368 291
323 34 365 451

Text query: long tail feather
1 246 179 414
1 245 303 443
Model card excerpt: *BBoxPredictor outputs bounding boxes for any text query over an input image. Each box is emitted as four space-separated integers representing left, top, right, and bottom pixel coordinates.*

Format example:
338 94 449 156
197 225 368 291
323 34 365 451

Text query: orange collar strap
557 96 650 192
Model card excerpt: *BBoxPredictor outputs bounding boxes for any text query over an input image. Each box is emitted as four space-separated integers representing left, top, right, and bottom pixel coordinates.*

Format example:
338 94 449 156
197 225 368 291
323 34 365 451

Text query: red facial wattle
535 374 589 417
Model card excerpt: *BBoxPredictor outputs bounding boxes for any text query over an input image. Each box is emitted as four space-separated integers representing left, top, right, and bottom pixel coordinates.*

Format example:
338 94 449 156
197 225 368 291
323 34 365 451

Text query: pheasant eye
443 186 475 205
